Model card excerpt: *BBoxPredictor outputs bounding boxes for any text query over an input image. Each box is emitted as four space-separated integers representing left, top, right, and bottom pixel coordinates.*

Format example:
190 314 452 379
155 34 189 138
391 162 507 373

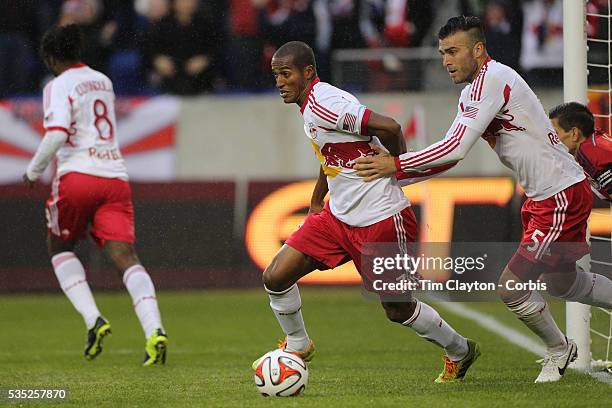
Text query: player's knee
104 241 139 272
46 234 75 257
384 308 405 324
543 277 569 297
499 254 541 303
262 265 288 292
262 267 274 289
262 250 299 292
383 301 416 324
542 264 576 297
497 283 513 304
46 239 59 258
497 267 519 304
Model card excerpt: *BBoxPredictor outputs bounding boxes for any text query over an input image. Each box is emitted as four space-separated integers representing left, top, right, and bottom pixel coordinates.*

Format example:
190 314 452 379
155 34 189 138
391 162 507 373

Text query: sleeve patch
462 106 479 119
342 113 357 132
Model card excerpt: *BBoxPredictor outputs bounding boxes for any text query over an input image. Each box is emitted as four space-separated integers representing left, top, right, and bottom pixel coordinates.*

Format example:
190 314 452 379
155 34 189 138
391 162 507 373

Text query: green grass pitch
1 287 609 407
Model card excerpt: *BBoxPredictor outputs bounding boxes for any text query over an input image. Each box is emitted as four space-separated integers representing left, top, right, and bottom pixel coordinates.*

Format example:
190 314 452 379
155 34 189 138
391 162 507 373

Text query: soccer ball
253 349 308 397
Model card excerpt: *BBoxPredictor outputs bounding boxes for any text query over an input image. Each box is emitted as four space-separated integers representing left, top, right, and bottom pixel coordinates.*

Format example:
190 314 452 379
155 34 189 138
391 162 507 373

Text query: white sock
505 290 567 354
561 271 612 308
266 284 309 352
123 265 163 338
52 252 101 329
402 300 469 361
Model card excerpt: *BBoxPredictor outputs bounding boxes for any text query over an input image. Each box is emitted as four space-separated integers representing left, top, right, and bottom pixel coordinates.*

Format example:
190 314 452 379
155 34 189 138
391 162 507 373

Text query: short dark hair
40 24 83 63
274 41 317 72
438 15 486 45
549 102 595 136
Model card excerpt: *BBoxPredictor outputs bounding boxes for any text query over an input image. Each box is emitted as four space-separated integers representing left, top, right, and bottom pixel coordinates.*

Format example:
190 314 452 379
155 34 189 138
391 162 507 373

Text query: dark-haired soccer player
549 102 612 201
354 16 612 382
254 40 480 384
23 25 168 365
549 102 612 374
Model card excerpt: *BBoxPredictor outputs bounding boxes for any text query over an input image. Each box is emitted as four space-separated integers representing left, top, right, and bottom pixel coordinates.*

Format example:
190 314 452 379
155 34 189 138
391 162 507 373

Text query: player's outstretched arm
356 71 507 181
395 71 509 173
355 122 482 181
23 129 68 184
394 161 458 186
309 166 329 214
394 125 481 173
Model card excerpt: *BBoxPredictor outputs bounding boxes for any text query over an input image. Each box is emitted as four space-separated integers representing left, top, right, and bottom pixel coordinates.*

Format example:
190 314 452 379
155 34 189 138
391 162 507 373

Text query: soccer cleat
252 337 315 370
84 316 112 361
143 328 168 366
534 338 577 383
435 339 481 383
278 336 316 362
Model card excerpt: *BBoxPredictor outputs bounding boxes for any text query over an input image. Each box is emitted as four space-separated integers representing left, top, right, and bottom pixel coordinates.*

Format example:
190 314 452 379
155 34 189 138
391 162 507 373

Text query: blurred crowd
0 0 608 97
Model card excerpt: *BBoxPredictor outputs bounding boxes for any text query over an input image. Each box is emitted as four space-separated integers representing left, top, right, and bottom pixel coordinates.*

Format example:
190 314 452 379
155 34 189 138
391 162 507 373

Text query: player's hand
185 55 210 76
308 201 324 215
354 144 397 182
22 173 36 188
153 55 176 78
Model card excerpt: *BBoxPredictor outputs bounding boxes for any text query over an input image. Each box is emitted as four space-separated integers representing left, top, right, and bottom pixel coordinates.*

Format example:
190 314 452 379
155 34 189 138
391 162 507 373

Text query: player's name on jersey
89 147 122 161
75 80 113 96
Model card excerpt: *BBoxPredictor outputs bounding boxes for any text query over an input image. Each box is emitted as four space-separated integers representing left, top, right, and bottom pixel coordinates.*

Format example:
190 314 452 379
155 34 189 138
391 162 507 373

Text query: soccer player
354 16 612 382
23 25 168 366
256 41 480 384
549 102 612 374
549 102 611 201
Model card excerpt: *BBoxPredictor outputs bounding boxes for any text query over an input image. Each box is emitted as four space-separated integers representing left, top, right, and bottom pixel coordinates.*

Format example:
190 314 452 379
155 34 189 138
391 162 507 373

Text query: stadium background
2 1 612 406
2 0 611 289
2 89 610 292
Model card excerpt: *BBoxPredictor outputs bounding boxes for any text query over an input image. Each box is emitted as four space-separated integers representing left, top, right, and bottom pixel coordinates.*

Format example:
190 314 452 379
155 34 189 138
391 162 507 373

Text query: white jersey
301 78 409 226
43 64 128 180
397 58 585 200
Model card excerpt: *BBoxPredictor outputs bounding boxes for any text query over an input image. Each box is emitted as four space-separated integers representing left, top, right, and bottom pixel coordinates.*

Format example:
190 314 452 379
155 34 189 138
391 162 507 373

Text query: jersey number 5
526 229 545 252
93 99 114 140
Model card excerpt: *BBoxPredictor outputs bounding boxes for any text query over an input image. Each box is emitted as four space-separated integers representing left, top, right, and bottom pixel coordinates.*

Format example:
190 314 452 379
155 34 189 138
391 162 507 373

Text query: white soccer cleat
534 339 578 383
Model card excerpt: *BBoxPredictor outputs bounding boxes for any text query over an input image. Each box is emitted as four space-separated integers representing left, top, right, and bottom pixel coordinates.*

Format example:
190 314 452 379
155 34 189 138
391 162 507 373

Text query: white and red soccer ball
253 349 308 397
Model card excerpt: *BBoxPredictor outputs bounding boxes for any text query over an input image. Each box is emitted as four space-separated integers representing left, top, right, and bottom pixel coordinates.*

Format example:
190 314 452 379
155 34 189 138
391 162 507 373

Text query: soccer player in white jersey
354 16 612 382
254 41 480 384
23 25 168 365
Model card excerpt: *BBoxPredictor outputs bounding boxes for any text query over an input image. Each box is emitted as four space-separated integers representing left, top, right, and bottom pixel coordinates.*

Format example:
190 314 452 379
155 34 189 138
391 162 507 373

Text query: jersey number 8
93 99 114 141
